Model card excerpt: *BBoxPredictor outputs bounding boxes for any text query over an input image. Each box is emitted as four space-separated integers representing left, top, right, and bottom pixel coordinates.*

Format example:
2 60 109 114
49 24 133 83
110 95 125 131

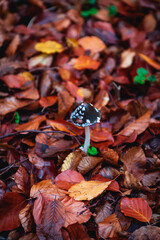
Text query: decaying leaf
77 156 103 174
14 166 30 195
68 180 112 201
61 149 83 171
19 203 34 232
15 115 46 132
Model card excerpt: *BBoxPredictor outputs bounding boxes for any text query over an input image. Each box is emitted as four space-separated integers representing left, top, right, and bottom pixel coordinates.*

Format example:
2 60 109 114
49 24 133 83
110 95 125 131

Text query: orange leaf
139 53 160 70
66 81 84 102
68 180 112 201
121 197 152 222
47 119 83 136
35 40 63 54
74 55 100 70
0 192 27 231
117 110 151 137
78 36 106 54
57 90 75 119
30 179 67 199
39 96 57 108
15 115 46 132
55 170 85 190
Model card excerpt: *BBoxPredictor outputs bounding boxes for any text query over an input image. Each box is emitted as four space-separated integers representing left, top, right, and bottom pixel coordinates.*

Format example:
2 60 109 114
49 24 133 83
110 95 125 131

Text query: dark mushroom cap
70 103 101 127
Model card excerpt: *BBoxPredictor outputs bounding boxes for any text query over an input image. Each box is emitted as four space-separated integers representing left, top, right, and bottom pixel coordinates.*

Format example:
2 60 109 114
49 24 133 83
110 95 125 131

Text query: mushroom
70 103 101 154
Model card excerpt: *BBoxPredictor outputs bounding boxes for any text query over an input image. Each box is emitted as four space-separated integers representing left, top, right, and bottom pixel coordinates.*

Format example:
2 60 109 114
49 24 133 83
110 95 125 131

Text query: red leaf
0 192 26 231
120 197 152 222
15 166 30 194
55 170 85 190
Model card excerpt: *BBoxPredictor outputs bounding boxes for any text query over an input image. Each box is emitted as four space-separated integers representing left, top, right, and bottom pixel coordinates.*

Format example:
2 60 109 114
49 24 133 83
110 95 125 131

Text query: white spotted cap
70 103 101 127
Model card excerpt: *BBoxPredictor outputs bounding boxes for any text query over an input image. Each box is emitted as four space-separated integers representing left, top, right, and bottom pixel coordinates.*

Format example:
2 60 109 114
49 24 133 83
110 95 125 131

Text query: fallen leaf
28 150 45 169
61 149 83 171
0 192 27 232
121 147 146 181
91 127 114 143
28 54 53 69
6 34 20 56
121 197 152 222
55 169 85 190
30 179 67 199
78 36 106 54
15 115 46 132
15 166 30 195
0 96 31 115
101 148 119 165
66 81 84 102
95 201 113 223
19 203 34 232
139 53 160 70
128 226 160 240
57 90 75 118
74 55 100 70
117 110 151 137
120 49 136 68
77 156 103 174
142 14 156 33
98 213 122 239
39 96 58 108
35 40 63 54
68 180 112 201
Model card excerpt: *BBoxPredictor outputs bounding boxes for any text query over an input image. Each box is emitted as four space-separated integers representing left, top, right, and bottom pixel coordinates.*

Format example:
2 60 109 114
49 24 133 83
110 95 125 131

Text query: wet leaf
121 197 152 222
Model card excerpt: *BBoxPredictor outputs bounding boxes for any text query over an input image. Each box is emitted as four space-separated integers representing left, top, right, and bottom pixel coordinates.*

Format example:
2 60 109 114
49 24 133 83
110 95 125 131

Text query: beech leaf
120 197 152 222
74 55 100 70
35 40 63 54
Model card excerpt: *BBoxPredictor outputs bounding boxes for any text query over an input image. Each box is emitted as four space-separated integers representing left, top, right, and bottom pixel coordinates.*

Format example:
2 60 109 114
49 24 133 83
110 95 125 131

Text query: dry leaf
19 203 34 232
77 156 103 174
28 151 45 169
35 40 63 54
120 49 136 68
61 149 83 171
66 81 84 102
68 180 112 201
98 213 122 239
128 226 160 240
78 36 106 54
121 197 152 222
57 90 75 118
117 110 151 137
39 96 57 108
139 53 160 70
15 166 30 194
15 115 46 132
28 54 53 69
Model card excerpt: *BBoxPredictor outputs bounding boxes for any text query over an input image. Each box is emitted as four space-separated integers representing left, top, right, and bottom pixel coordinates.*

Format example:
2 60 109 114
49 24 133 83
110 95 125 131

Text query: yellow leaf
66 38 79 48
68 180 112 201
35 40 63 54
61 149 83 171
18 72 34 81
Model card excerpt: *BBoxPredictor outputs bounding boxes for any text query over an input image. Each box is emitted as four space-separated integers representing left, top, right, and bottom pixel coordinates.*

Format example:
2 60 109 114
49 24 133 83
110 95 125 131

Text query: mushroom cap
70 102 101 127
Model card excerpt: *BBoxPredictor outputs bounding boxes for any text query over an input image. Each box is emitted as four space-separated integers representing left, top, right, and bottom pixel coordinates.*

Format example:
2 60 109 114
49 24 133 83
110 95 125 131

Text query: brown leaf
61 149 83 171
19 233 38 240
68 180 112 201
0 192 27 232
0 180 6 200
6 34 20 56
95 201 113 223
57 90 75 119
0 96 31 115
77 156 103 174
117 110 151 137
19 203 34 232
28 150 45 169
30 179 67 199
142 171 160 187
121 147 146 181
128 226 160 240
55 169 85 190
124 171 142 189
1 74 32 89
101 148 119 165
15 85 39 100
64 223 91 240
15 115 46 132
98 213 122 239
91 127 114 143
142 14 157 33
15 166 30 195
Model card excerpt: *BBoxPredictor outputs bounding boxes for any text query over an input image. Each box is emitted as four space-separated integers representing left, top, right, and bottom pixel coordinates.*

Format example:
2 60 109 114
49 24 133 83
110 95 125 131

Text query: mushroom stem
83 126 90 154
